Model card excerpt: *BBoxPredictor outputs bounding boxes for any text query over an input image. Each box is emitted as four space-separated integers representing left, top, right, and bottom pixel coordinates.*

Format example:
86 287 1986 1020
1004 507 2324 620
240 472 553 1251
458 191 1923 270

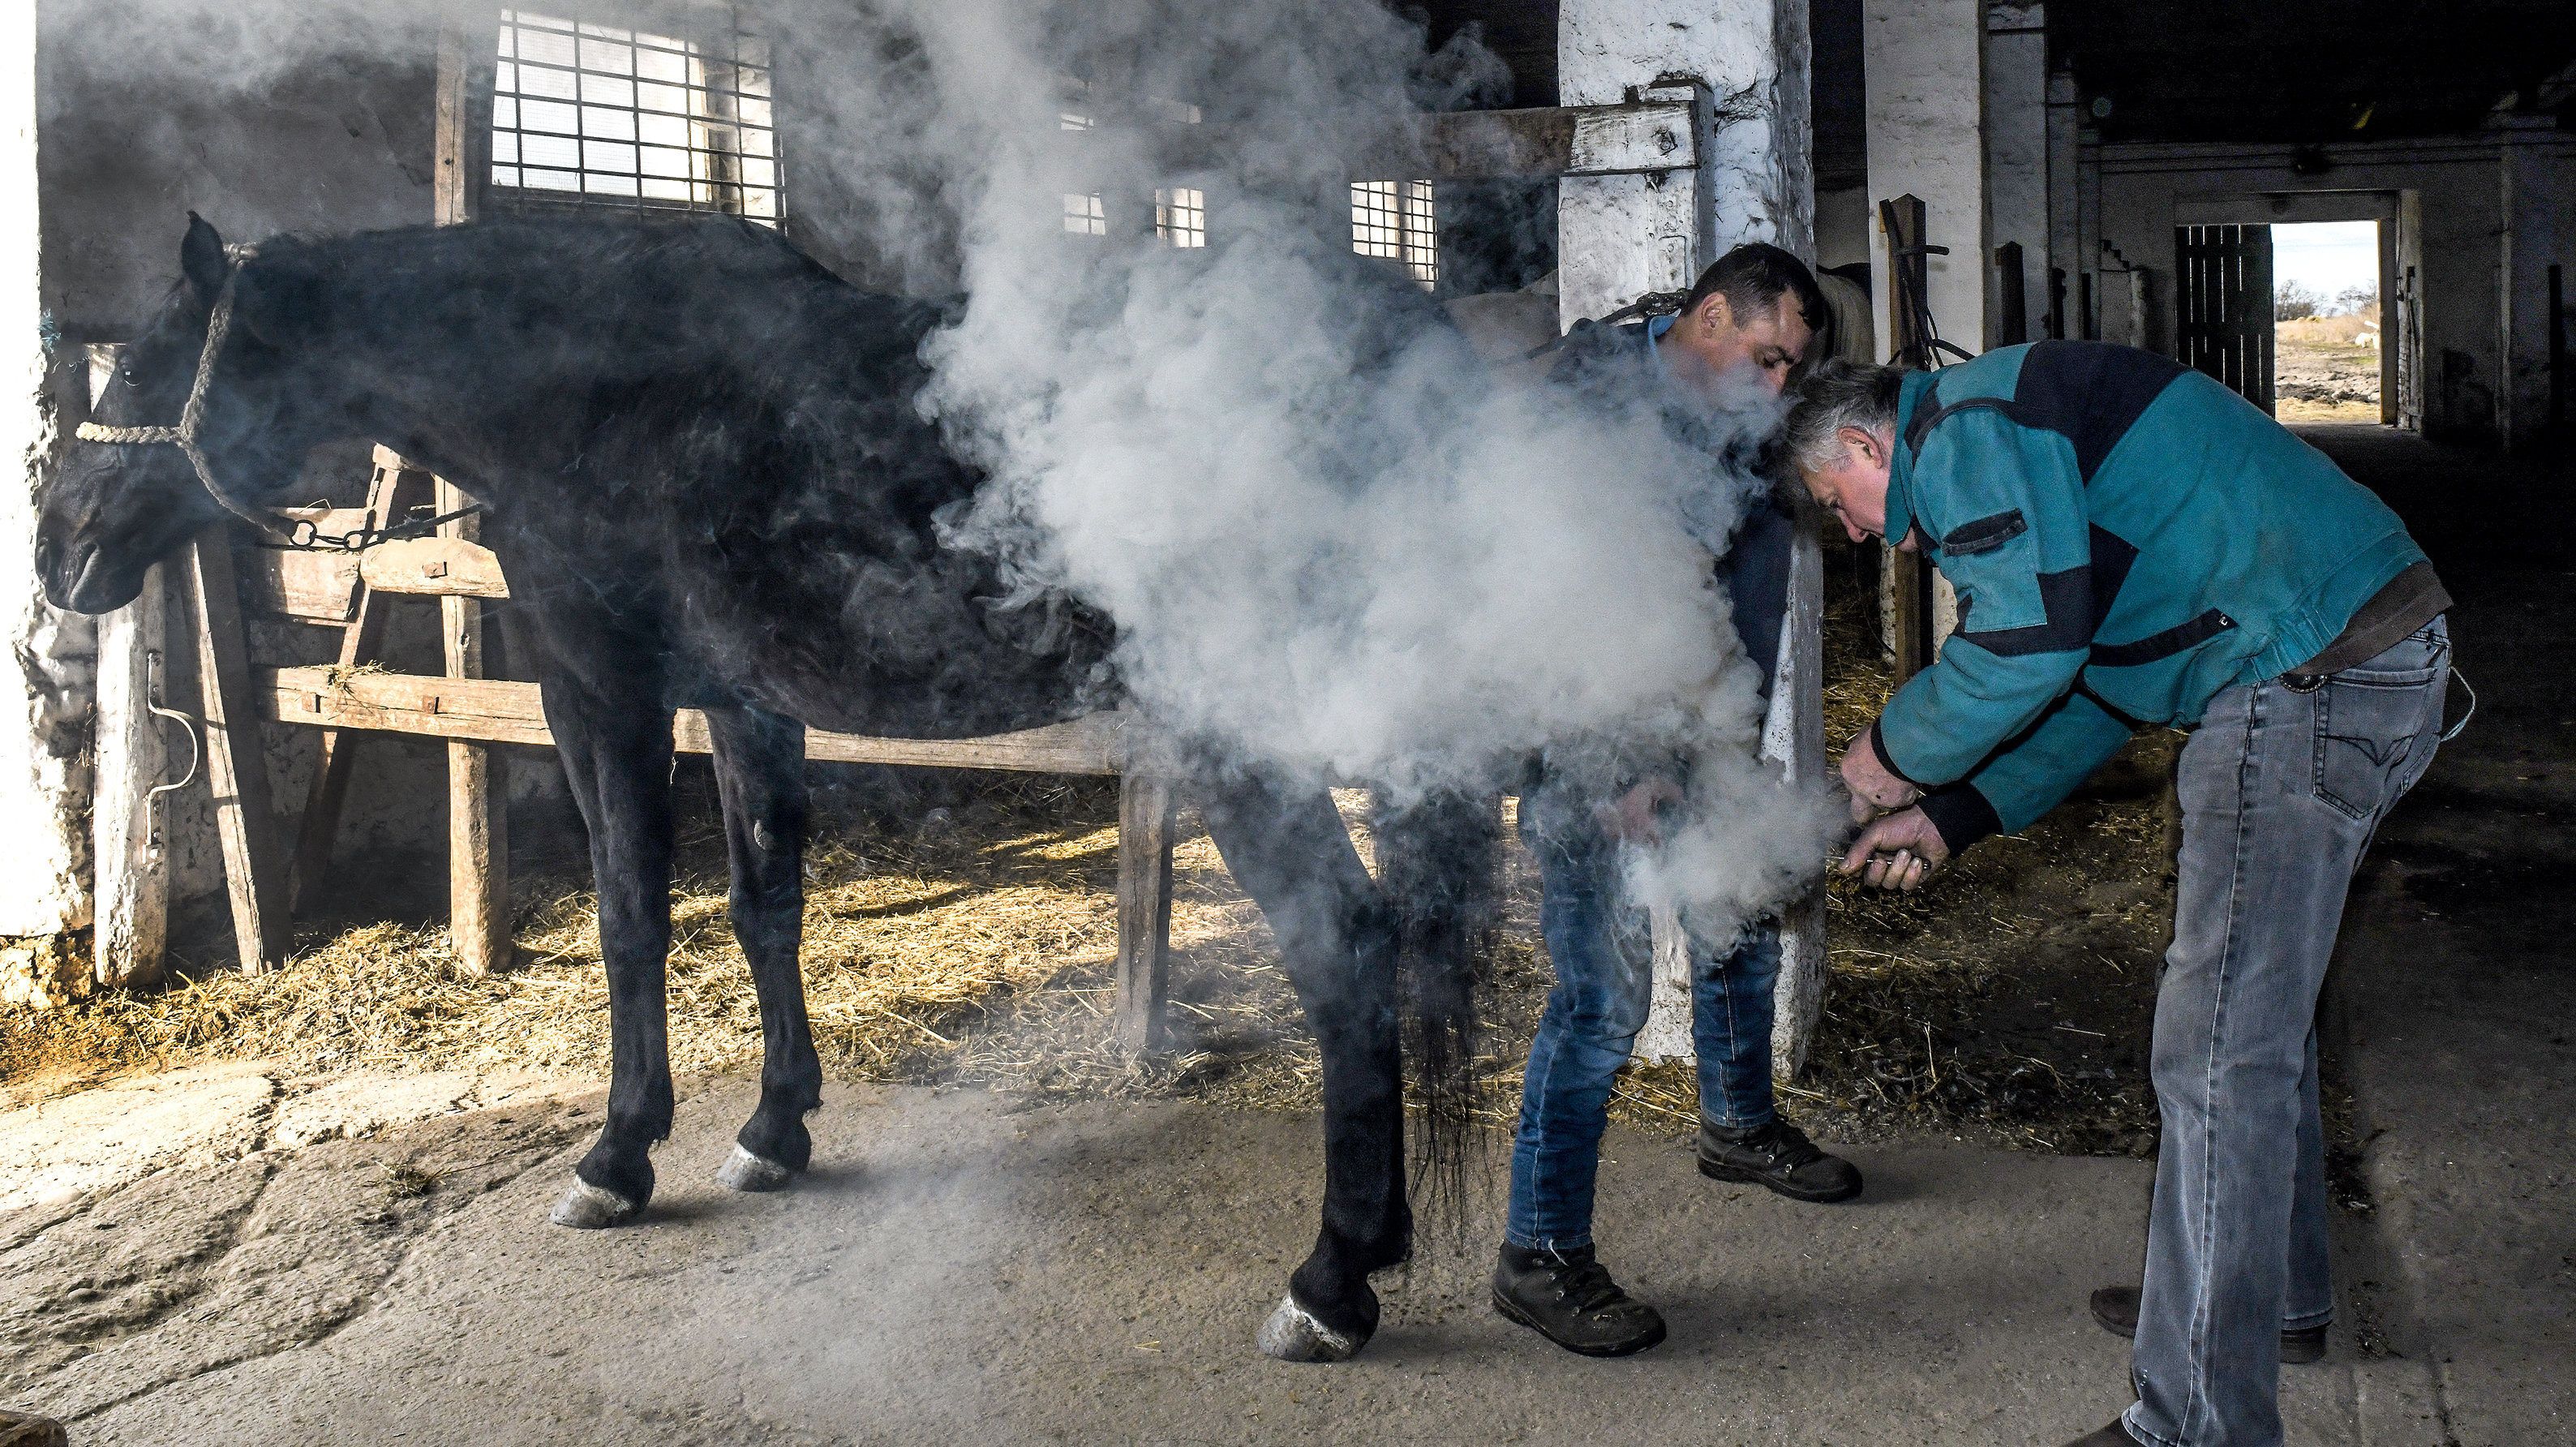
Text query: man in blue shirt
1492 244 1860 1359
1787 348 2454 1446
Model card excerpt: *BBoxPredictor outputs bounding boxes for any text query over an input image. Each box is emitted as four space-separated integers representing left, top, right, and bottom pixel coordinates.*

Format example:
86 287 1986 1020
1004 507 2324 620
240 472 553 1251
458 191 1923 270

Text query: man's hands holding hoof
1838 805 1949 891
1836 731 1947 892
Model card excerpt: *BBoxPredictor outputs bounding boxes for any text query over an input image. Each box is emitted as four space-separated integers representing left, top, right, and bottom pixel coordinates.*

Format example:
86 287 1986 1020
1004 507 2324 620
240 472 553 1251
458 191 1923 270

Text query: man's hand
1838 807 1951 891
1839 728 1921 822
1599 776 1683 844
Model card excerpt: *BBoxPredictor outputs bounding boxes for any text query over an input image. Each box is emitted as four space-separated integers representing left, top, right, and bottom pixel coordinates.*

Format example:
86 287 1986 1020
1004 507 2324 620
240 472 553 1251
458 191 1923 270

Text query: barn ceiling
2041 0 2576 144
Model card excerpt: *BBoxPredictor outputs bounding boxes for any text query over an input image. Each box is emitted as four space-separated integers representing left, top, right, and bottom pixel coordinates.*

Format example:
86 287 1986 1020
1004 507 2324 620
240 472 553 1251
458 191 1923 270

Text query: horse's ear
180 213 230 309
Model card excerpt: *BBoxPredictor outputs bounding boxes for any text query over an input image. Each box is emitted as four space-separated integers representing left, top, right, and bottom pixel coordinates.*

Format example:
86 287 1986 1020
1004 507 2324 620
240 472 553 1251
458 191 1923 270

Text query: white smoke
789 0 1842 936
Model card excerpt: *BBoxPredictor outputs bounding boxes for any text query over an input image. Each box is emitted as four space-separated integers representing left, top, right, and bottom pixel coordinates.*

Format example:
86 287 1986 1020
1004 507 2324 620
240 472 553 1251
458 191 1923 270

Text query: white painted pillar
1862 0 1988 356
1981 2 2047 347
0 5 98 1010
1557 0 1825 1077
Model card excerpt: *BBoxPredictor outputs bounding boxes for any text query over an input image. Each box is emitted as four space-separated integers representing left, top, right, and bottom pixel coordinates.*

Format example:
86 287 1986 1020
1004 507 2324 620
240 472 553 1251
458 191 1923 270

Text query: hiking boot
2088 1286 2327 1364
1491 1244 1668 1357
1697 1119 1864 1203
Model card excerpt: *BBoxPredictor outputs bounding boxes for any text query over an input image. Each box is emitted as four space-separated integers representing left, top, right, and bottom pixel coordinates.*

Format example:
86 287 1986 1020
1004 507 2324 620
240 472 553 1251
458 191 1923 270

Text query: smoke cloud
57 0 1841 939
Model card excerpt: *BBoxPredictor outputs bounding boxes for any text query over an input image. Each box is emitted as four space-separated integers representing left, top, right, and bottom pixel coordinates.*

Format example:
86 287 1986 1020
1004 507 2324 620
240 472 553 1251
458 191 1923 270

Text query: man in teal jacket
1784 342 2457 1447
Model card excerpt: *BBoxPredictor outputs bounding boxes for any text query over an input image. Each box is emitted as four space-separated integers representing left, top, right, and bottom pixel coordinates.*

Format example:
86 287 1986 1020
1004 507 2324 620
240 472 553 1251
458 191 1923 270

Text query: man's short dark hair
1681 243 1828 337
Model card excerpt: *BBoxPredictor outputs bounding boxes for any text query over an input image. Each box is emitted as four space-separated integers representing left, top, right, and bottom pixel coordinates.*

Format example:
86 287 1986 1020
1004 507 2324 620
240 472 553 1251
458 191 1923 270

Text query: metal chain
284 502 487 554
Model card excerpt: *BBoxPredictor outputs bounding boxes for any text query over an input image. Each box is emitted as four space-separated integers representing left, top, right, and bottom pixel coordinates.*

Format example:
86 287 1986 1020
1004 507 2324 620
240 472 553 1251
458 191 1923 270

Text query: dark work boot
2089 1286 2327 1364
1491 1244 1667 1358
2063 1420 2140 1445
1697 1119 1864 1203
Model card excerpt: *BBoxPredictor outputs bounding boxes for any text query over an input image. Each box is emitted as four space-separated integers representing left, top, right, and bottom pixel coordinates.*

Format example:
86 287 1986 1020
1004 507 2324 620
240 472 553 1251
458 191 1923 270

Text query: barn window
1154 187 1205 248
490 7 780 223
1351 178 1436 289
1063 192 1107 236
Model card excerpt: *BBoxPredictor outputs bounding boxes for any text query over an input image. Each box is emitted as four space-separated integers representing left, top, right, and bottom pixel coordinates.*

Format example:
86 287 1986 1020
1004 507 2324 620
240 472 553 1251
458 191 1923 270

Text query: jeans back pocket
2312 674 2436 821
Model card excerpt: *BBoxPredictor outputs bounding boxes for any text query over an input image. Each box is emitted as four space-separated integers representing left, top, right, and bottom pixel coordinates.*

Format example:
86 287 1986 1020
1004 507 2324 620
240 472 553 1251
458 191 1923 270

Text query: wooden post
1112 772 1177 1052
438 475 510 976
288 450 431 911
1876 193 1942 685
183 530 291 970
82 344 169 990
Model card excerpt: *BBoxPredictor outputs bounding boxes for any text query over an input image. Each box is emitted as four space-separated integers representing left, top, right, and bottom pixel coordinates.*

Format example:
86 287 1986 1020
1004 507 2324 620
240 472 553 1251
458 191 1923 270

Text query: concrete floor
3 1076 2401 1447
0 425 2565 1445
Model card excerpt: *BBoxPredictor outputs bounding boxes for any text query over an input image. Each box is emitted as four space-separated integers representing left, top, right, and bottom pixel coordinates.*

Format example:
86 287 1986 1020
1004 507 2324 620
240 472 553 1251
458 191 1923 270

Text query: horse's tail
1372 789 1504 1226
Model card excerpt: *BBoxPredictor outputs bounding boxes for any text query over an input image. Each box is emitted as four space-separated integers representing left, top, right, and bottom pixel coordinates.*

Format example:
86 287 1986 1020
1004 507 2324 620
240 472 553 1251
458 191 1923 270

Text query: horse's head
38 215 350 613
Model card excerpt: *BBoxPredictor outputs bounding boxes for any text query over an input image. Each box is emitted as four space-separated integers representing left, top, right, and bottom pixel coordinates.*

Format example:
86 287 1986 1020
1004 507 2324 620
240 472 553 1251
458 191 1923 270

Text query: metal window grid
1064 192 1107 236
1154 187 1205 248
1351 178 1436 289
490 7 779 223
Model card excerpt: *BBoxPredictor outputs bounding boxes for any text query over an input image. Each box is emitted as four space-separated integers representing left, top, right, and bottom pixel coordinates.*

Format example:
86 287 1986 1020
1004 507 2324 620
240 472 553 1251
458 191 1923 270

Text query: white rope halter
75 244 295 543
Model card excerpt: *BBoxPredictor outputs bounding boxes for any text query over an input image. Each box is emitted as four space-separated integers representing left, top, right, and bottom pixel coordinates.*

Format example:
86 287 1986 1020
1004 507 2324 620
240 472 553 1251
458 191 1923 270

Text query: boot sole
1697 1155 1864 1204
1490 1287 1667 1358
2089 1301 2327 1365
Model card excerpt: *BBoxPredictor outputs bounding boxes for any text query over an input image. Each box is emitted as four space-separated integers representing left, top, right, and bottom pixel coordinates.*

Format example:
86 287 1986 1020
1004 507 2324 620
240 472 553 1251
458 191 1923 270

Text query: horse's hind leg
702 703 822 1192
1200 778 1406 1363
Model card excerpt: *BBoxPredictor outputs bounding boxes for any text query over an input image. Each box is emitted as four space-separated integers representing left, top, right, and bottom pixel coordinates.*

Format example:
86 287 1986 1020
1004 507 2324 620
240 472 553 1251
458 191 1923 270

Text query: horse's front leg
538 663 680 1228
1201 779 1407 1363
702 703 821 1192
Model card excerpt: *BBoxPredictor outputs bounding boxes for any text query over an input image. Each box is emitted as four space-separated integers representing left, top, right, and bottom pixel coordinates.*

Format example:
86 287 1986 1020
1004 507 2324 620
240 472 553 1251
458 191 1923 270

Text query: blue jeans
1504 814 1783 1251
2127 620 2450 1447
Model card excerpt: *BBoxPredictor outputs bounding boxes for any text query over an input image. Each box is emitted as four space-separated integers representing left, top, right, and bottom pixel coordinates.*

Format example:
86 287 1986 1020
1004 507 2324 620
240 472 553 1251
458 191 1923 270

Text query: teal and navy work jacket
1878 341 2431 851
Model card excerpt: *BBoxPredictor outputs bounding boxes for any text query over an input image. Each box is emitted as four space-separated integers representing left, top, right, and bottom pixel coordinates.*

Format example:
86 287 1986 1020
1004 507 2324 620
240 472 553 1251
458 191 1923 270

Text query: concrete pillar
2497 116 2576 451
1559 0 1826 1075
1981 2 2046 347
0 6 97 1008
1558 0 1816 332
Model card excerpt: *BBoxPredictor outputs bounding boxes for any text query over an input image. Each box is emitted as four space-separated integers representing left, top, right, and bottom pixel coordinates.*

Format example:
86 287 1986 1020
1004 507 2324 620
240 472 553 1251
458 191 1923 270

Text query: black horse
36 213 1498 1363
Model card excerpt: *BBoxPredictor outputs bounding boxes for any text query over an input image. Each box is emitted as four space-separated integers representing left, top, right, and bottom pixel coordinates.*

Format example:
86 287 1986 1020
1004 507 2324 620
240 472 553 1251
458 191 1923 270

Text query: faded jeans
1504 809 1784 1252
2127 619 2452 1447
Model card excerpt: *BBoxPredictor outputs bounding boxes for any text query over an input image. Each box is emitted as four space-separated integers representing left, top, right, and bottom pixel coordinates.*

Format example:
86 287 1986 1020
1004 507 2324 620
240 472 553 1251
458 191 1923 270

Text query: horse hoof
715 1144 796 1193
1256 1294 1365 1363
548 1177 642 1229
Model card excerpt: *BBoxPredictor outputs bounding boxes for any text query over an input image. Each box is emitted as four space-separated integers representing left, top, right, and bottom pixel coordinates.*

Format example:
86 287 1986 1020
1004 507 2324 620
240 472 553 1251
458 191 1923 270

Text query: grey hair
1782 360 1905 471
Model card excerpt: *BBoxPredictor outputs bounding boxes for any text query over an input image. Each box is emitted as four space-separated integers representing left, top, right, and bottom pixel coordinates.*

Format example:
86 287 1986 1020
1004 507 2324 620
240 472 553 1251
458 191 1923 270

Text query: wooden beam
358 535 509 599
1112 773 1179 1053
437 475 510 977
263 667 1135 776
184 530 292 971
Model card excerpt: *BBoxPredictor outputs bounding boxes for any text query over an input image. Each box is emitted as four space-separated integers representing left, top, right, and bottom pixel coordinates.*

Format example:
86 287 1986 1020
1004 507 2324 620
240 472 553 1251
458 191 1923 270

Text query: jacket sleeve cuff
1868 719 1920 786
1917 784 2003 855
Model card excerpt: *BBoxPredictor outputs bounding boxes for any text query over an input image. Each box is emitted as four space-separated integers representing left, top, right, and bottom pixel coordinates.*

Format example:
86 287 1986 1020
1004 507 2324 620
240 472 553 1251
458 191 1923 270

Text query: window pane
744 187 777 218
518 64 578 101
517 28 577 68
738 127 773 157
492 165 522 187
584 171 640 196
582 104 635 140
642 175 693 201
638 112 689 147
493 96 518 129
741 157 775 187
579 72 634 108
522 132 580 169
495 61 517 92
526 167 582 192
577 36 633 73
636 81 690 114
492 131 519 163
635 46 691 84
640 145 690 178
736 97 772 128
583 140 638 174
520 99 578 135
